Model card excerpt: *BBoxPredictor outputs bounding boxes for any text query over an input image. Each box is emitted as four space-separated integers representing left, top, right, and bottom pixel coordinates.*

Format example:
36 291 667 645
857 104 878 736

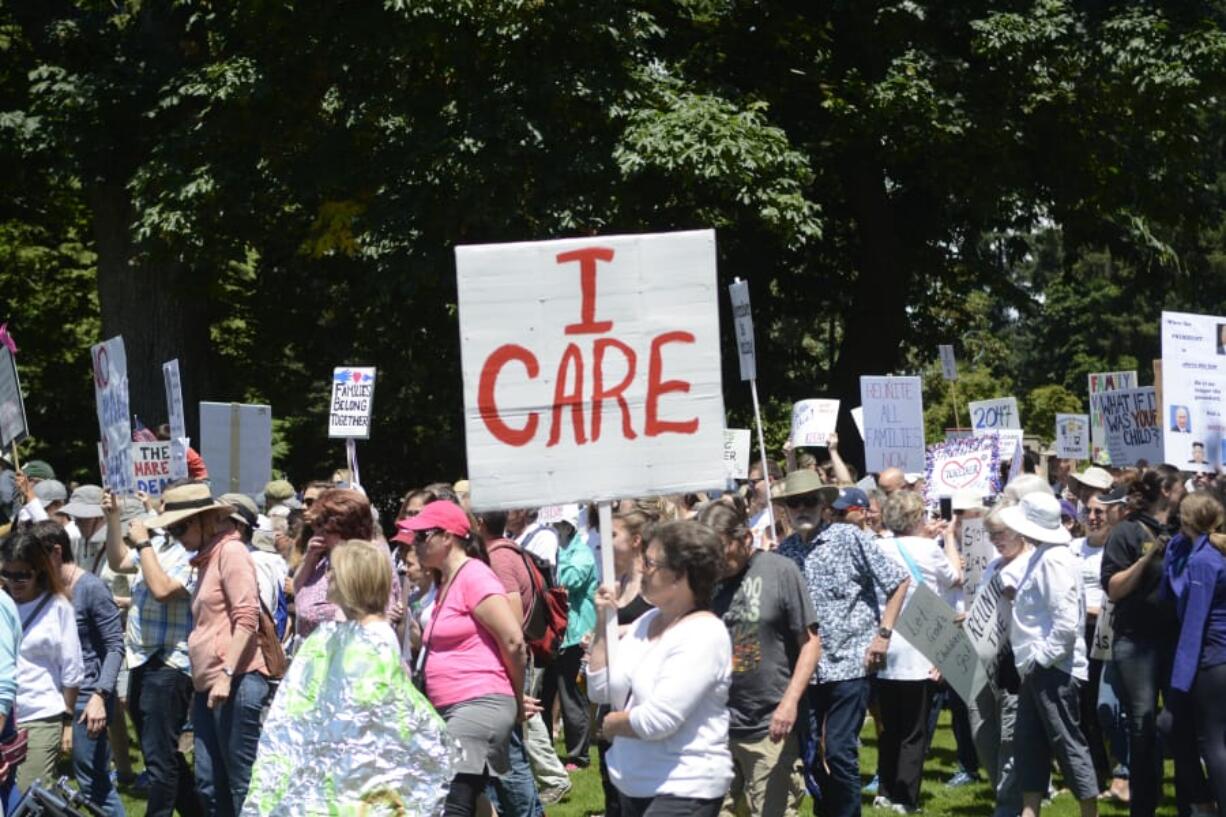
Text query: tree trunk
89 182 211 445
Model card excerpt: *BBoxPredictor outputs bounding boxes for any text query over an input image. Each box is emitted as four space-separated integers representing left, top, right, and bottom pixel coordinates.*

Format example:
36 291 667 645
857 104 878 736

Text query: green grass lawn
105 711 1178 816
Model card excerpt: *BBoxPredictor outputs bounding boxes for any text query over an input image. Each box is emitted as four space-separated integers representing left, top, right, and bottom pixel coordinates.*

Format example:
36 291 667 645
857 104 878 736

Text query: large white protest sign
162 359 189 480
860 377 925 473
1088 370 1136 464
727 279 756 382
329 367 377 439
723 428 751 481
850 406 865 440
1161 311 1226 471
200 402 273 496
925 436 999 502
92 336 135 495
968 396 1020 430
1090 386 1163 467
1054 413 1090 460
895 584 986 704
938 345 957 381
963 572 1010 693
789 399 839 447
131 441 173 498
959 517 994 600
456 230 726 511
0 346 28 449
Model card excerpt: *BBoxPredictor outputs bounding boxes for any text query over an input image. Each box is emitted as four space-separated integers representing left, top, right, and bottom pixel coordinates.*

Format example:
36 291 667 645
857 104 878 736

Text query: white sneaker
872 795 909 814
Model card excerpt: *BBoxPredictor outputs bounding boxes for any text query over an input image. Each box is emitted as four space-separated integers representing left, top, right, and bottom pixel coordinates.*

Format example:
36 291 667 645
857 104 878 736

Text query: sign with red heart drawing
925 434 1001 502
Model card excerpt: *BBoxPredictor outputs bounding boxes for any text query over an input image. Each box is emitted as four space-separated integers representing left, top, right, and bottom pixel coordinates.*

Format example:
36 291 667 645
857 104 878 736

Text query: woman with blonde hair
243 539 456 817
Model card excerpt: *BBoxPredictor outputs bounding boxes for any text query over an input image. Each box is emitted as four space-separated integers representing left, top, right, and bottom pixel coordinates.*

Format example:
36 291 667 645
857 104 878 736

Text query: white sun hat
1000 492 1071 545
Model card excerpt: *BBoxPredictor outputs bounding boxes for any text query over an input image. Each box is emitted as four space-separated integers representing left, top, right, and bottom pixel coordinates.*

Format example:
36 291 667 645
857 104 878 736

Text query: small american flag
132 416 159 442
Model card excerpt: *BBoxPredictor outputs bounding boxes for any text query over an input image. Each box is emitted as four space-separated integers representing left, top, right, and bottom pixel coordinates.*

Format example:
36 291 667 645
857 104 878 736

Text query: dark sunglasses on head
785 494 821 510
414 528 443 546
1 570 33 583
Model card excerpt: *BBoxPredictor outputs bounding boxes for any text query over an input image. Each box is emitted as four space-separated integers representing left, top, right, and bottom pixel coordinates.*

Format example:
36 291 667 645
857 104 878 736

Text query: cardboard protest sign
1088 370 1137 464
1160 311 1226 471
131 441 173 498
968 396 1020 430
959 517 994 600
329 367 377 439
963 572 1011 694
789 399 839 447
0 346 28 448
200 402 273 496
1090 386 1163 467
938 345 957 381
1054 413 1090 460
895 584 987 704
456 230 726 510
723 428 751 481
925 436 999 501
91 336 136 495
727 279 756 382
162 359 189 480
860 377 925 473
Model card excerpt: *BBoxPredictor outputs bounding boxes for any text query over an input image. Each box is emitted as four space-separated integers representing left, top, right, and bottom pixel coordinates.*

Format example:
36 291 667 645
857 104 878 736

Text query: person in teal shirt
540 510 598 769
0 588 21 814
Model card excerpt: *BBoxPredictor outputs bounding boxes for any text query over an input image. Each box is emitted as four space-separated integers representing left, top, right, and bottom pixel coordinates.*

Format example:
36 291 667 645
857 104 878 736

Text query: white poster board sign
860 377 925 474
723 428 752 481
938 345 957 381
968 396 1020 430
456 230 726 510
329 367 377 439
162 359 189 480
925 436 999 501
851 406 865 440
1089 370 1137 464
131 441 173 498
1161 311 1226 471
895 583 986 704
1054 413 1090 460
727 280 756 382
959 517 994 601
1090 386 1163 467
789 399 840 447
0 346 28 448
200 402 273 496
975 426 1024 462
91 336 135 495
963 572 1011 693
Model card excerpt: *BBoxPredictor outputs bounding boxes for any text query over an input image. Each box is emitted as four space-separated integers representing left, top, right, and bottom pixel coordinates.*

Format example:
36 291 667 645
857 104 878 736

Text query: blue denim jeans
1096 660 1130 779
193 672 269 817
807 678 872 817
0 717 20 816
487 725 545 817
130 659 203 817
71 695 125 817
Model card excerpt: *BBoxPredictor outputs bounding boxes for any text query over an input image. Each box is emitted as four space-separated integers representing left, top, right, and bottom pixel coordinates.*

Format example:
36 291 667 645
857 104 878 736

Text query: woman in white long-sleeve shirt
1001 493 1098 817
587 520 733 817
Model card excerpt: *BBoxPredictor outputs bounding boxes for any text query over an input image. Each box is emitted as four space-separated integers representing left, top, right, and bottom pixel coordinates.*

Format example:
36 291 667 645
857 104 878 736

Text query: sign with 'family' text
925 435 999 502
456 230 726 510
1054 413 1090 460
1090 386 1163 467
1088 370 1137 464
329 367 377 439
860 376 925 473
91 336 135 495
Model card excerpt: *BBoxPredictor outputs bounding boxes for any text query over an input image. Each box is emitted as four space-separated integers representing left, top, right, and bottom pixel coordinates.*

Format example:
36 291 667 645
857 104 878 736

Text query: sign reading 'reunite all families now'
860 376 925 473
456 229 727 511
329 367 377 439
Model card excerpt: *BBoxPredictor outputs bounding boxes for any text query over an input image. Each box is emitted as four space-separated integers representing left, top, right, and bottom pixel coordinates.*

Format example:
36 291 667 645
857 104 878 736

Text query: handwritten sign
0 346 28 448
1054 413 1090 460
1088 370 1137 464
162 359 189 480
969 396 1020 430
329 367 377 439
92 336 135 495
963 572 1010 694
925 436 999 502
978 427 1025 462
728 280 756 382
939 345 957 381
789 399 840 447
200 402 273 496
1090 386 1163 467
131 441 173 498
896 583 986 704
456 230 726 510
959 517 994 600
860 377 925 473
723 428 751 481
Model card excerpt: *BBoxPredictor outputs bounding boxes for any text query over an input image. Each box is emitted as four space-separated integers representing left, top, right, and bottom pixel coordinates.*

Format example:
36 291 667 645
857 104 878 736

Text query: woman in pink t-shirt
398 501 527 817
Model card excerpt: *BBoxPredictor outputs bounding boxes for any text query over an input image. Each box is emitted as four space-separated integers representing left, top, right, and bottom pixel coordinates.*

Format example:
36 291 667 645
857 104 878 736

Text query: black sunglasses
414 528 443 546
0 570 33 583
785 494 821 510
166 521 190 538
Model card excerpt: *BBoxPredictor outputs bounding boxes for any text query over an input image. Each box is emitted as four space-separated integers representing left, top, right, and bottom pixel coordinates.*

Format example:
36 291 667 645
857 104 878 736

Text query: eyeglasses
166 522 189 538
640 553 666 573
0 571 33 583
414 528 443 546
785 494 821 510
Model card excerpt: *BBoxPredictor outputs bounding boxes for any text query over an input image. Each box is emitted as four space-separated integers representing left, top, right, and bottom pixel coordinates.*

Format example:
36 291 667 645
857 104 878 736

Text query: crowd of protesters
0 434 1225 817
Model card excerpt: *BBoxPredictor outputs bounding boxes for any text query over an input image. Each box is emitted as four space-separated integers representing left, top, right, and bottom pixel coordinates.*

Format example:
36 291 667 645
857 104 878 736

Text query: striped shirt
124 534 196 673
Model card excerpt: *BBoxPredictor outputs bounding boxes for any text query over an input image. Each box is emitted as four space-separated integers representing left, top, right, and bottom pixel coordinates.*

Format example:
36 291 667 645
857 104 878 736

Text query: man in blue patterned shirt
779 475 911 817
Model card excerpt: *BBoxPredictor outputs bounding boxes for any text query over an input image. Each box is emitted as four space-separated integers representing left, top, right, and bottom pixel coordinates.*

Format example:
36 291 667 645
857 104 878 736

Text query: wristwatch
877 626 893 640
131 538 152 553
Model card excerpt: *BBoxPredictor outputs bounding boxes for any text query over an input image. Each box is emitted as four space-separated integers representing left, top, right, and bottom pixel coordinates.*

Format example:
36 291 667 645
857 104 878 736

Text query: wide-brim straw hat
772 470 840 503
146 482 231 530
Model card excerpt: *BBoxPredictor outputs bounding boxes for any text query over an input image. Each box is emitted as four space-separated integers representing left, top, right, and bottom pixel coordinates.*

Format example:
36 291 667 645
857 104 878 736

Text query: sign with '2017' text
456 230 727 510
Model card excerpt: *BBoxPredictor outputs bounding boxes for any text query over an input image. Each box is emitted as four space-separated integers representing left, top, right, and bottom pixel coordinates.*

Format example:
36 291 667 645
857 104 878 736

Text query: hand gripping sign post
329 367 377 491
92 336 136 495
456 229 727 667
728 278 776 542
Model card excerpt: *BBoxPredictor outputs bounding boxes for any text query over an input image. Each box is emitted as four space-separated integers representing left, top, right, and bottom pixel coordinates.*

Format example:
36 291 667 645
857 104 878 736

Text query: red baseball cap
395 500 471 539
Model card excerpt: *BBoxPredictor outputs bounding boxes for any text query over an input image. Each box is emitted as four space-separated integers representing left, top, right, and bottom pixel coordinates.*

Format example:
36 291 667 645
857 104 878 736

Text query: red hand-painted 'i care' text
477 247 699 447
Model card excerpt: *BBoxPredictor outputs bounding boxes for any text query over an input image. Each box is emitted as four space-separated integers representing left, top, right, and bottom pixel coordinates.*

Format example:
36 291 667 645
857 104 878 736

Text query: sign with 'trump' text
456 230 726 510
